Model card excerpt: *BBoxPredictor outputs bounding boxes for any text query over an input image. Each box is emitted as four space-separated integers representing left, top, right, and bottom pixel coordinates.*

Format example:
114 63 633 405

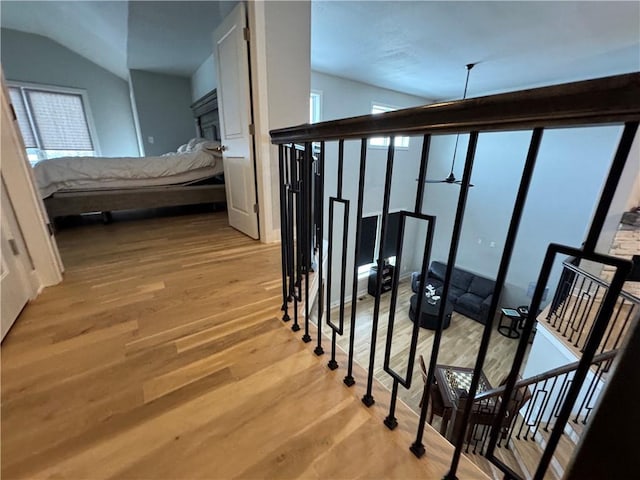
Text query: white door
1 176 33 340
213 2 259 239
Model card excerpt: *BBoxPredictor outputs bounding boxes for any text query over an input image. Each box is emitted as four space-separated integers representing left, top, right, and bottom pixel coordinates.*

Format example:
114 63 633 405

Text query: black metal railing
459 350 617 475
547 260 640 354
270 73 640 480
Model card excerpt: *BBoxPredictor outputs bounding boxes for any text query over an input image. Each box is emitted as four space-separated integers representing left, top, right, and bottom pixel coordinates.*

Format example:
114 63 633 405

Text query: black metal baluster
446 128 543 479
314 142 326 356
531 379 551 439
302 142 313 343
411 131 478 458
554 268 580 330
612 300 634 350
541 376 559 432
599 296 622 353
415 134 431 214
575 360 605 423
362 137 396 407
289 147 301 333
344 138 367 386
285 146 295 305
278 145 291 322
516 383 539 439
569 288 592 343
383 210 436 428
574 285 600 347
563 276 586 337
327 140 349 370
523 389 545 441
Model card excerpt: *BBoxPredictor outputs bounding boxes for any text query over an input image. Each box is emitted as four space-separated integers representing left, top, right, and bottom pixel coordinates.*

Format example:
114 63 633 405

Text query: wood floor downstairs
1 211 486 480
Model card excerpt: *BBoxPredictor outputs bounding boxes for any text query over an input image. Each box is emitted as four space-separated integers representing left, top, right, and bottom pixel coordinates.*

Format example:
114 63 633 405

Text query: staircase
461 350 617 479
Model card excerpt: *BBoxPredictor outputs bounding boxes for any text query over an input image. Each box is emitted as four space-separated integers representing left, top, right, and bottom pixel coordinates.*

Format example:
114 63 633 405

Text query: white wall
523 323 603 420
311 71 437 302
1 28 139 157
250 1 311 242
191 54 216 102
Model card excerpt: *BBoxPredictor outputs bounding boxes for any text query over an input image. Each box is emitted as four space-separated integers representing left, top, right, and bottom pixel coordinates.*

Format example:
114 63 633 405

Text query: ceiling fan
425 63 476 186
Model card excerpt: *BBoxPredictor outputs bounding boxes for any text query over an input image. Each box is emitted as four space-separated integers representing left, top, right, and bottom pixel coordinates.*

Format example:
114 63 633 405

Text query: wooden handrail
270 73 640 144
474 349 618 402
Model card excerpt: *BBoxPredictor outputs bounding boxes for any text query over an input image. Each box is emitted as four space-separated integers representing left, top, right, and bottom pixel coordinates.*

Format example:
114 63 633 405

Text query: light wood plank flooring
328 284 524 418
1 211 486 479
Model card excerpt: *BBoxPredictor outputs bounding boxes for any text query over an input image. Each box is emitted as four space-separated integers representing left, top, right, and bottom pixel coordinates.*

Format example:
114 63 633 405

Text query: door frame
1 72 63 289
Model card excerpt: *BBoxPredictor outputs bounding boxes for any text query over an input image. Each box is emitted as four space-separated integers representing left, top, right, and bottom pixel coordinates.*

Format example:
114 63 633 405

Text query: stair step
463 442 527 479
534 423 580 472
509 435 561 480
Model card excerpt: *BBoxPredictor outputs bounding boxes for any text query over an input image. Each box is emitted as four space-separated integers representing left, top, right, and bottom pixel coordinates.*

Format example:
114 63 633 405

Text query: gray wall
129 69 196 156
1 28 139 157
311 71 438 303
417 125 622 309
309 71 623 309
191 54 216 102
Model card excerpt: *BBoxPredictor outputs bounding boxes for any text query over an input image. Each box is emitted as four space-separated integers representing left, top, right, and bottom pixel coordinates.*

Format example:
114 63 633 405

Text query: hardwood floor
1 211 486 479
329 284 525 418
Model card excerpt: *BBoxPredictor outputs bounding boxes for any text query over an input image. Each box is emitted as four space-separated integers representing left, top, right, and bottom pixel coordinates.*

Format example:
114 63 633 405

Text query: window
310 90 322 123
369 103 410 149
8 83 97 165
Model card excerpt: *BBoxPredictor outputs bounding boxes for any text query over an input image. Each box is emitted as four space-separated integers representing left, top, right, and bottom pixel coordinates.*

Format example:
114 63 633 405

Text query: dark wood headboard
191 89 220 141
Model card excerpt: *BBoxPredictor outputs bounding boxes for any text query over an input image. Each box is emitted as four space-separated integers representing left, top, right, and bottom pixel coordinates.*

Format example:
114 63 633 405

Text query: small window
310 90 322 123
370 104 409 149
8 83 97 165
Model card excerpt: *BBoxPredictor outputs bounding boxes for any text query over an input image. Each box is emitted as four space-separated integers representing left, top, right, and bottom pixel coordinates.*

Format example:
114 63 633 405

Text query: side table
498 308 521 339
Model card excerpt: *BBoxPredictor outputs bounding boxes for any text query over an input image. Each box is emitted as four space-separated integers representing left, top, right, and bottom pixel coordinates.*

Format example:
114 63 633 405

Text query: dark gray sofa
411 261 495 325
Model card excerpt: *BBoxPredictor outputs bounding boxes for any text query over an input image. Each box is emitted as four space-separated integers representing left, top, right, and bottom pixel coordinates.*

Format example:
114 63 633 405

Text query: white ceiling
312 1 640 99
1 1 638 99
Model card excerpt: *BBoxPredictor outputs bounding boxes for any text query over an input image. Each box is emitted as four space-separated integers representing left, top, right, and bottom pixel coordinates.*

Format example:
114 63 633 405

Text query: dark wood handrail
270 73 640 144
474 349 618 402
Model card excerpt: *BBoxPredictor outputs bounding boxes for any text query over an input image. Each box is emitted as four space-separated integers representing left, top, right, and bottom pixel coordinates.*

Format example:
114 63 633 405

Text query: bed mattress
34 150 224 199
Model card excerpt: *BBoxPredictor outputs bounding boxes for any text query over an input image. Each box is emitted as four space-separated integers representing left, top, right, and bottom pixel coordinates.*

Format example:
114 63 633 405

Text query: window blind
8 87 37 148
25 90 93 150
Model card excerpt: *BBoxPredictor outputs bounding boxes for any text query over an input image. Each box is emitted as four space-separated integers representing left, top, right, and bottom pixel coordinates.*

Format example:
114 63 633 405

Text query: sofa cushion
428 261 447 282
449 285 467 301
451 268 474 291
469 276 495 298
456 292 484 315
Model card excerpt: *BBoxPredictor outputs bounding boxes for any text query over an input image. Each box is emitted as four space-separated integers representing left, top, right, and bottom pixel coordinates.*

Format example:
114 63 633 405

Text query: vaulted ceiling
1 1 638 100
0 1 237 79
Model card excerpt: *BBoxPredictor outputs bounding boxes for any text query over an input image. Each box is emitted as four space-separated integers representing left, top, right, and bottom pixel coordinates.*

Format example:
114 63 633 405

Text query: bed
38 89 226 220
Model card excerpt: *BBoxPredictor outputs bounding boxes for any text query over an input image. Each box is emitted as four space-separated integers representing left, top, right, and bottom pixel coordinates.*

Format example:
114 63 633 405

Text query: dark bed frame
43 89 226 219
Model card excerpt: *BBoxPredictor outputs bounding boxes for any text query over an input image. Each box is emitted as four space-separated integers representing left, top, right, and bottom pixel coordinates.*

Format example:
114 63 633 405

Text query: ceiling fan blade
453 180 475 187
424 179 447 184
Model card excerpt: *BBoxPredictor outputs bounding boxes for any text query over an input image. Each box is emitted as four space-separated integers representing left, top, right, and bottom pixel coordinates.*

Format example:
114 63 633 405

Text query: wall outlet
148 136 154 144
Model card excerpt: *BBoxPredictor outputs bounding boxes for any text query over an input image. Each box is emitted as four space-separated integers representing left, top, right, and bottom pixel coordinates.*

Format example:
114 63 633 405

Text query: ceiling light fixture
425 63 476 186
